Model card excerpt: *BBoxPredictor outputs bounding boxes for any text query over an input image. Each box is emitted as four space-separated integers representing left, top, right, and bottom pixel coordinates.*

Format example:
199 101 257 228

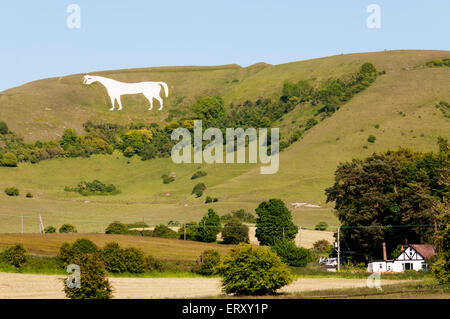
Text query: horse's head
83 75 97 85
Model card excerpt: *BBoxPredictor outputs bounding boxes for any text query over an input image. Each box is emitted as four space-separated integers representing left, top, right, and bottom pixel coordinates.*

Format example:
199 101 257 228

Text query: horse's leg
156 96 163 111
117 96 123 111
109 95 115 111
144 94 153 110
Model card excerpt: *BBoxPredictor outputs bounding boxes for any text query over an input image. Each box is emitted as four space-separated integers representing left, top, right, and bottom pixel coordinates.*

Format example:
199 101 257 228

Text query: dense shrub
3 244 27 268
161 174 175 184
63 253 112 299
312 239 333 254
102 242 127 273
219 244 293 296
4 187 19 196
191 170 207 179
305 118 318 131
270 239 313 267
1 153 18 167
195 250 221 276
221 219 249 244
64 180 120 196
197 208 221 243
367 135 376 143
0 121 8 134
44 226 56 234
105 221 128 234
26 192 33 198
59 224 77 233
122 247 146 273
192 183 206 197
152 224 178 238
145 255 165 272
177 222 200 240
314 221 328 231
71 238 99 255
255 199 298 246
221 209 256 223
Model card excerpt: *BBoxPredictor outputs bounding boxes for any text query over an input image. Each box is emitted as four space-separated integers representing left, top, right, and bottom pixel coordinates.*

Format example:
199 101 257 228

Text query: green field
0 50 449 234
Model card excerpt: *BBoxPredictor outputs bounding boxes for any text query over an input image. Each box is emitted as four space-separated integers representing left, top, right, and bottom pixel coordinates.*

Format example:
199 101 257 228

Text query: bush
1 153 18 167
195 250 221 276
161 174 175 184
4 187 19 196
44 226 56 234
221 219 249 244
219 244 293 295
197 208 221 243
192 182 207 197
146 255 165 272
177 222 200 240
102 242 126 273
270 239 313 267
63 253 112 299
221 209 256 223
255 199 298 246
26 192 33 198
0 121 8 134
105 221 128 234
312 239 332 254
4 244 27 268
191 170 207 179
59 224 77 233
64 180 120 196
305 118 318 131
205 196 213 203
152 224 177 238
367 135 376 143
71 238 99 255
122 247 146 273
314 221 328 231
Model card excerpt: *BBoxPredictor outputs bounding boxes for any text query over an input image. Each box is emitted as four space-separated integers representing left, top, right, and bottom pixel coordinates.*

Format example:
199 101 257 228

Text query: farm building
367 244 435 273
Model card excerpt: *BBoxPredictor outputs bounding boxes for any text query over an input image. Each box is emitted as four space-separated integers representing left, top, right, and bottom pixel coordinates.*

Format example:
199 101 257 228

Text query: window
404 263 412 270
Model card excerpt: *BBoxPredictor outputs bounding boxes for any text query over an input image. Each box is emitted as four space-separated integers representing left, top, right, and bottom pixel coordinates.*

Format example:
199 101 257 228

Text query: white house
367 244 435 273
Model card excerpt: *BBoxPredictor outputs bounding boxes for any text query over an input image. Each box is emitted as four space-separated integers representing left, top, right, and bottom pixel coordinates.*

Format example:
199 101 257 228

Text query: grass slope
0 50 449 234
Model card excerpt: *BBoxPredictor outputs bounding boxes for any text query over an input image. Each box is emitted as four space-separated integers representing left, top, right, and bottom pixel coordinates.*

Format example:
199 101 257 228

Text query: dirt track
0 272 408 299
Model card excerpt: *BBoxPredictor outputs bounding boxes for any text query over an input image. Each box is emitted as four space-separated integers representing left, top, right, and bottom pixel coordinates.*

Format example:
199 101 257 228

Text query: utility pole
21 215 23 234
337 224 340 272
184 223 186 240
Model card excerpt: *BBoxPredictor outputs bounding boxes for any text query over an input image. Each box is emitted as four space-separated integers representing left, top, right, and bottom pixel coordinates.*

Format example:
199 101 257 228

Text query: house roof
408 244 436 259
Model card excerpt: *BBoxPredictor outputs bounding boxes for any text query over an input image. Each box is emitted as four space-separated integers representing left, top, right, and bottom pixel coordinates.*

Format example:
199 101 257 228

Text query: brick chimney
382 242 387 260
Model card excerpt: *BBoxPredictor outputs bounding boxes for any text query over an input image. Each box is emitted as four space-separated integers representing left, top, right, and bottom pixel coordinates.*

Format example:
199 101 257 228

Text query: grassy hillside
0 50 449 234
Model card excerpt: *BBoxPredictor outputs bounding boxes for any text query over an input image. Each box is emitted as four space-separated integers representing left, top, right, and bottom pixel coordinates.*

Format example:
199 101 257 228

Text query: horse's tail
158 82 169 97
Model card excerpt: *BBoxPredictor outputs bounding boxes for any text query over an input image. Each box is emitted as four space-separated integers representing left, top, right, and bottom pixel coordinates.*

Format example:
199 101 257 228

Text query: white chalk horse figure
83 75 169 111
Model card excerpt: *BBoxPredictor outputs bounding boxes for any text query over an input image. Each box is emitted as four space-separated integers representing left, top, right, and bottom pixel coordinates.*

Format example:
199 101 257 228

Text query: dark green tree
197 208 221 242
255 199 298 246
221 219 249 244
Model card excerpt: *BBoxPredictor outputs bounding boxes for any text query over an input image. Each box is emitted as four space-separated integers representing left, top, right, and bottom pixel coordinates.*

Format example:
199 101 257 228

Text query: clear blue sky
0 0 449 91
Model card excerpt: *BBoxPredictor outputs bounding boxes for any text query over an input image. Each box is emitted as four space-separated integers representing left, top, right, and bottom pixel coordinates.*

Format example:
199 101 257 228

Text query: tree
192 182 206 197
325 149 441 260
177 222 200 240
122 247 146 273
63 253 113 299
312 239 332 254
152 224 177 238
59 224 77 233
192 96 226 128
270 239 313 267
1 153 18 167
197 208 221 242
195 250 221 276
44 226 56 234
105 221 128 234
4 187 19 196
255 199 298 246
218 244 293 296
102 242 127 273
314 221 328 231
0 121 8 134
360 62 377 75
4 244 27 268
221 219 249 244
